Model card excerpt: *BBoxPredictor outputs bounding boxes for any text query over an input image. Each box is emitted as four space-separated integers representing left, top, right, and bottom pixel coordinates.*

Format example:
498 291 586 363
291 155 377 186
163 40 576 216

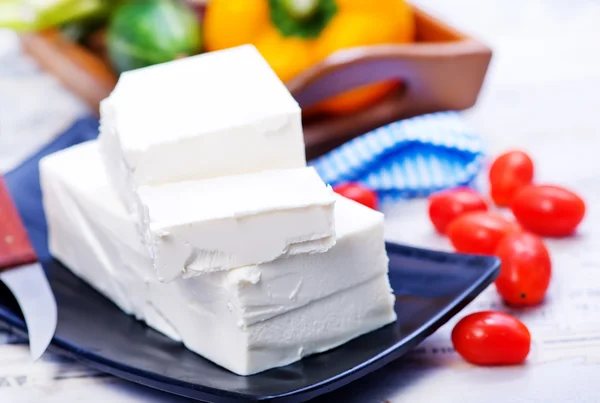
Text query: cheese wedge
40 141 397 375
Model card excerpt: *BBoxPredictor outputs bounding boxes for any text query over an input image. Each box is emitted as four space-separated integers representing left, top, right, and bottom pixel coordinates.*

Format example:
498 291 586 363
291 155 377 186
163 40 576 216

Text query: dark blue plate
0 242 499 402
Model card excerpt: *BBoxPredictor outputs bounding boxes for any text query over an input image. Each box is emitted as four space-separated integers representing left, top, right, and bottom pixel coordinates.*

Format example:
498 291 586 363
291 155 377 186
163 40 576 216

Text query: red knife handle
0 176 37 271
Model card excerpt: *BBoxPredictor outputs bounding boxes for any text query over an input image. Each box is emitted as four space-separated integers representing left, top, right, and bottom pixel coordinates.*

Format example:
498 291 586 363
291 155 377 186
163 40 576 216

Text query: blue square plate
0 242 499 402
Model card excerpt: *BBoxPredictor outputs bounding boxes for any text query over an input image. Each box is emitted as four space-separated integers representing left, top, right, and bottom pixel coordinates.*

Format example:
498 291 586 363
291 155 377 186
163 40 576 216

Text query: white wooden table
1 1 600 401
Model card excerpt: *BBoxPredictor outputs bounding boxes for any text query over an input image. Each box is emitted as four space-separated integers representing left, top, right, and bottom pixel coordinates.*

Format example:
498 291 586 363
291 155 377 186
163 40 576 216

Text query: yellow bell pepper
204 0 415 115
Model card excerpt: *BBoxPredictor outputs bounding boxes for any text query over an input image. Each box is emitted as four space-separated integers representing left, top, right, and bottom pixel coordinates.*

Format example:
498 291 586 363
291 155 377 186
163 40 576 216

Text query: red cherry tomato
494 232 552 306
510 185 586 237
333 183 378 210
452 311 531 366
428 187 489 234
447 211 521 255
489 150 534 206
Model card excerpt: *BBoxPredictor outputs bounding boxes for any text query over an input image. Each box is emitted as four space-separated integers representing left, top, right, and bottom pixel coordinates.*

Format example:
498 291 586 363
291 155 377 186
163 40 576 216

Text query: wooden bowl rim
287 7 492 94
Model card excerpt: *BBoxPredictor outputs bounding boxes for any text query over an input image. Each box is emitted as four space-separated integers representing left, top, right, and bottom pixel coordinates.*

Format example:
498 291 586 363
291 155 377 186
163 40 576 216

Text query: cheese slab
40 141 397 375
98 44 304 191
97 45 331 281
132 165 335 282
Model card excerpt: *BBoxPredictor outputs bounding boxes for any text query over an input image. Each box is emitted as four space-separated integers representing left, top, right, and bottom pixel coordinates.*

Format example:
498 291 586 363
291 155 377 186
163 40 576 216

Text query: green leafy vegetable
0 0 108 32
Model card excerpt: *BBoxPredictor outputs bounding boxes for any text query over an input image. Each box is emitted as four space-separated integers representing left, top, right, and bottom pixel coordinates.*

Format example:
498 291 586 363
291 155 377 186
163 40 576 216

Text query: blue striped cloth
310 112 486 202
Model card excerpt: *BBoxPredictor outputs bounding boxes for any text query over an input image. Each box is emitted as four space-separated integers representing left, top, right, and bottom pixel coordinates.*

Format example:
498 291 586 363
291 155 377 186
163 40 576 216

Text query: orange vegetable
204 0 415 114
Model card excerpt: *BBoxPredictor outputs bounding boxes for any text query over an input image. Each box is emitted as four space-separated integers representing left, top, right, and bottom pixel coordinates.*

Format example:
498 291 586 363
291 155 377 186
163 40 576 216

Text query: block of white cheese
40 141 397 375
98 44 305 198
97 46 330 281
131 166 336 282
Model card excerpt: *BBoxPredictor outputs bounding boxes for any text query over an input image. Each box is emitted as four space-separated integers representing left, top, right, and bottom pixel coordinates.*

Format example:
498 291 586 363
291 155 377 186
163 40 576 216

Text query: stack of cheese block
40 45 396 376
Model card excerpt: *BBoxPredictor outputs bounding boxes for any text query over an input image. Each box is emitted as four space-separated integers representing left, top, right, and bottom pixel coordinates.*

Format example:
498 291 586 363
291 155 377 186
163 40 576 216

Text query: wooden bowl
19 6 491 159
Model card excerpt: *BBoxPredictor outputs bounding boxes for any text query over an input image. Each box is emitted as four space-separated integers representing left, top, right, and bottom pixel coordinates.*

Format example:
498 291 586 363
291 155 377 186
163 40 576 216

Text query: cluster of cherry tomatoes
430 150 585 366
331 151 586 367
429 150 585 305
